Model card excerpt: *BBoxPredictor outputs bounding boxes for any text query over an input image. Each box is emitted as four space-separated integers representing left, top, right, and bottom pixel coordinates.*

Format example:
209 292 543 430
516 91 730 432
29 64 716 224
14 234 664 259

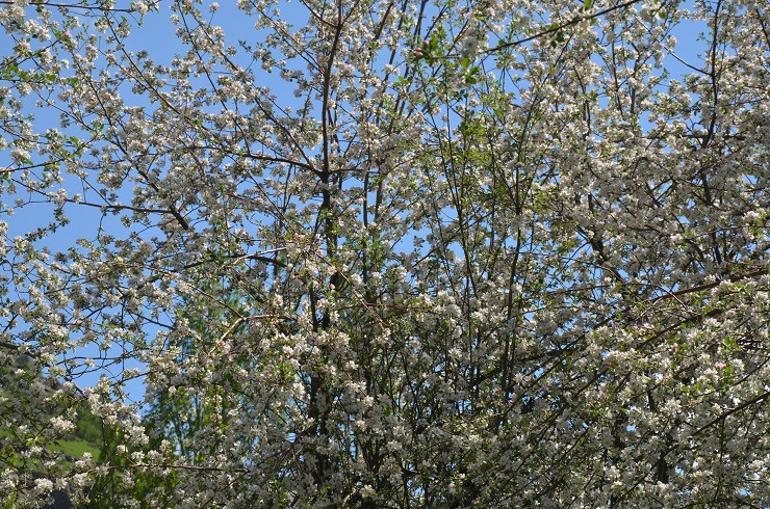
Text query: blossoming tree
2 0 770 506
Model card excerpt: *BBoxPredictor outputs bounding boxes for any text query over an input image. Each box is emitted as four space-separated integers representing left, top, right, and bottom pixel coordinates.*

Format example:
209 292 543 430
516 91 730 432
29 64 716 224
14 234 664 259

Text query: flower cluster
2 0 770 507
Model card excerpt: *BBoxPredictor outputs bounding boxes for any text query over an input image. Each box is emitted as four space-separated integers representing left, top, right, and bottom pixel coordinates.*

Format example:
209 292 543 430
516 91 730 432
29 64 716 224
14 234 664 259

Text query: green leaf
722 336 738 351
584 0 594 9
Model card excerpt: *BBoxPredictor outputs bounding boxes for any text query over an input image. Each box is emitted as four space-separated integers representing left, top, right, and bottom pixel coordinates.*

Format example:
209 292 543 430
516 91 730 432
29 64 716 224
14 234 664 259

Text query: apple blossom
2 0 770 507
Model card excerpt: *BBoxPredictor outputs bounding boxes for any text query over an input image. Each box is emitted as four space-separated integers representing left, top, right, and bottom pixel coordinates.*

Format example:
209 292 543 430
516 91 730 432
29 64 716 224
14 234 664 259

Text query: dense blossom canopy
2 0 770 507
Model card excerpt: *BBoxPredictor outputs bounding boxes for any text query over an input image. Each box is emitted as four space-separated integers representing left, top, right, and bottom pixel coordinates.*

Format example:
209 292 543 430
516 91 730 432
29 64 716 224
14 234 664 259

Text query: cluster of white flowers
2 0 770 507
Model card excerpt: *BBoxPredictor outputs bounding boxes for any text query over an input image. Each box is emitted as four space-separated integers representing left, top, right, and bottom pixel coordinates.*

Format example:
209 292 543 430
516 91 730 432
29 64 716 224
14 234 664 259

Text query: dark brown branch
0 1 135 12
482 0 645 55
